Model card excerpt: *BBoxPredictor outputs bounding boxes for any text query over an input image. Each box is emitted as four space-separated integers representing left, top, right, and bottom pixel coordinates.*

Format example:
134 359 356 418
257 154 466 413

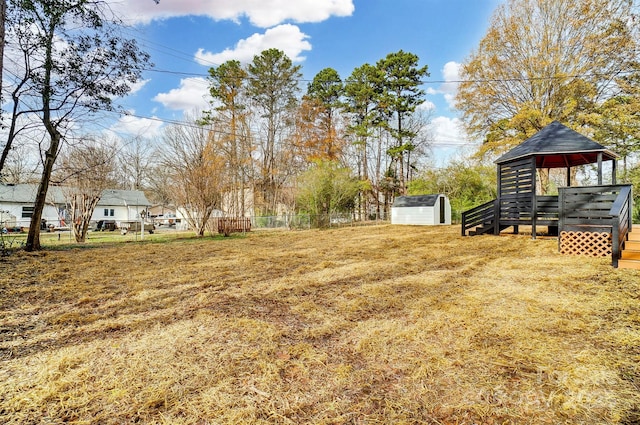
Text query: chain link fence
250 213 388 231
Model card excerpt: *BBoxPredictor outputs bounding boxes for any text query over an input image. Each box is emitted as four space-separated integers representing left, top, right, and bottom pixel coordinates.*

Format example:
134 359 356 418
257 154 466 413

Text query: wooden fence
209 217 251 235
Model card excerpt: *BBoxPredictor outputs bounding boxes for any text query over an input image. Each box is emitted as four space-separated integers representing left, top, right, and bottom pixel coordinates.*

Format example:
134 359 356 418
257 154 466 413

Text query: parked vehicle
119 221 155 234
96 220 117 231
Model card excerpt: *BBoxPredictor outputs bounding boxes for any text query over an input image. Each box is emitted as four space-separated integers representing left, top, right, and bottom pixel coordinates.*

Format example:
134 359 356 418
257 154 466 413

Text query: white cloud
127 79 151 96
418 100 436 112
441 61 461 107
195 24 311 65
427 116 478 166
108 0 354 28
109 113 164 138
428 116 469 146
152 77 210 112
427 61 461 109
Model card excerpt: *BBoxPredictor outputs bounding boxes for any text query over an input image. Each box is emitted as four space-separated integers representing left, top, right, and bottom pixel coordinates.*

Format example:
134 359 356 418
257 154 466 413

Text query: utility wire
143 66 640 86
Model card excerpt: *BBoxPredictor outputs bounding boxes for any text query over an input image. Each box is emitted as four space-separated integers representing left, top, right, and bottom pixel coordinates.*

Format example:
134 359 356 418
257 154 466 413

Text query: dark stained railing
610 186 632 268
461 199 497 236
462 185 633 267
536 196 559 223
558 184 632 267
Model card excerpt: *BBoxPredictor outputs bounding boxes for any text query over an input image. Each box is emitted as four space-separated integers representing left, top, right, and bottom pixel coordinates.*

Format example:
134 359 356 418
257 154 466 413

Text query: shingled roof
392 194 442 208
0 184 150 206
495 121 618 168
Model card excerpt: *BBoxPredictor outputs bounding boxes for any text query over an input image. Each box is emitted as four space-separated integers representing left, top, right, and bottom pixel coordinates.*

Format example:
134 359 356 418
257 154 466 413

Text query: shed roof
495 121 618 168
392 194 443 208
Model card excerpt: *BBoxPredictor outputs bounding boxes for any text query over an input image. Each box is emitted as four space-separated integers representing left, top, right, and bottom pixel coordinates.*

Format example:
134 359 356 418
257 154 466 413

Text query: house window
22 206 34 218
110 209 115 217
104 208 109 217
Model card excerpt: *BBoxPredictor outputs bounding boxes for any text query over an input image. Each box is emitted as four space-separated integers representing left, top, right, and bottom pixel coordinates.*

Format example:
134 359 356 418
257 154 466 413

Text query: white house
0 184 151 230
391 194 451 226
94 189 152 227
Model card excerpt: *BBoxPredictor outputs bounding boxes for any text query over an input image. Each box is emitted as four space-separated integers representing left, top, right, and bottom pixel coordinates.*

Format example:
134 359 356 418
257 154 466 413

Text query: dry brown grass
1 225 639 424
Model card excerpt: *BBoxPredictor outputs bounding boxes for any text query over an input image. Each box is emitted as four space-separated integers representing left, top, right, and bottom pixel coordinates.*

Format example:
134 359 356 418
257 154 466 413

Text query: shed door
439 197 445 224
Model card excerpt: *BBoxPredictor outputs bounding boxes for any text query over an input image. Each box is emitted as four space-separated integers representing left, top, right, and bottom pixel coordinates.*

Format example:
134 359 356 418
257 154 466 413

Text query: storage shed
391 194 451 225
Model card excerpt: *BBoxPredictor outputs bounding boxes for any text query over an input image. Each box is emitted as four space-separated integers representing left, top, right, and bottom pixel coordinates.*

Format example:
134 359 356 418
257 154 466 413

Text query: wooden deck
462 184 633 268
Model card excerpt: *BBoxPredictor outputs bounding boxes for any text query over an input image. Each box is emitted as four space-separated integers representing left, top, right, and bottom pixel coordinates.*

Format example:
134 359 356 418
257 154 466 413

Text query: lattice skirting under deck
560 231 612 257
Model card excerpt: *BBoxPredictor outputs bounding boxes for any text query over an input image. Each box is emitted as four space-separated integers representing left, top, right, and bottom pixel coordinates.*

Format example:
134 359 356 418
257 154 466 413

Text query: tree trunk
71 194 100 243
0 0 5 104
26 132 61 251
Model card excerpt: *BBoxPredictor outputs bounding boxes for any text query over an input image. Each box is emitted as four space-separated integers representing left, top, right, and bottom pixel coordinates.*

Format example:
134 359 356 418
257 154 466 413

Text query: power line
143 66 640 86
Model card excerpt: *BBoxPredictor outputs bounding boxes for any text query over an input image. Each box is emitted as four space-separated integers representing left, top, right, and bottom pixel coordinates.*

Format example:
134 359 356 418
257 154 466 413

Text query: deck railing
461 199 497 236
610 185 632 268
558 184 632 267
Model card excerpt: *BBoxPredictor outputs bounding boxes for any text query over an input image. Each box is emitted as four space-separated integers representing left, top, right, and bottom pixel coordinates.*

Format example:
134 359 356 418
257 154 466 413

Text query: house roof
98 189 151 207
0 184 66 204
495 121 618 168
392 194 443 208
0 184 151 206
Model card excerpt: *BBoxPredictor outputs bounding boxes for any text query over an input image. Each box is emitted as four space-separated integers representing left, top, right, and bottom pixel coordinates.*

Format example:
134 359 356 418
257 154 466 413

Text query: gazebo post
494 165 502 235
531 157 537 240
612 159 617 184
597 152 603 185
566 167 571 187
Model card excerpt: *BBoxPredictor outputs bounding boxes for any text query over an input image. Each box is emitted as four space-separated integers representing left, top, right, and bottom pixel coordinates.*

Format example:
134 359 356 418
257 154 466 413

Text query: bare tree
4 0 149 251
2 142 39 183
456 0 639 157
56 138 117 243
115 136 156 191
159 120 225 236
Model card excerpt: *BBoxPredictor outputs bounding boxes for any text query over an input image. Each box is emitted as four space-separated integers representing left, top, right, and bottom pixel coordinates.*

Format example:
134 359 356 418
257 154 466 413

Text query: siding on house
0 184 150 229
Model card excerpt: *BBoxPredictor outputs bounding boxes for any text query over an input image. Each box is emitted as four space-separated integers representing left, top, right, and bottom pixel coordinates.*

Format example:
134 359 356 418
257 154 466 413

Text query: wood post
597 152 603 185
531 157 537 239
494 165 502 235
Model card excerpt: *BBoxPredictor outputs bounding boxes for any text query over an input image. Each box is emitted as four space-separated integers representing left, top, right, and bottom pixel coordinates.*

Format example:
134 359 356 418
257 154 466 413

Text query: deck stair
618 229 640 270
468 222 509 236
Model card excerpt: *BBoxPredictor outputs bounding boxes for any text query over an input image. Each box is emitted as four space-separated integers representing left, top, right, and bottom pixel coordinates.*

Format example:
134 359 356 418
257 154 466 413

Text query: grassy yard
0 225 639 424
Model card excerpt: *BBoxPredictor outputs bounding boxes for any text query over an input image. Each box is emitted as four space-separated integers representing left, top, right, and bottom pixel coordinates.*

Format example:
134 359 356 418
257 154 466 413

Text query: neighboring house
391 194 452 226
0 184 151 229
221 188 256 218
0 184 66 229
94 189 152 227
174 207 224 231
148 204 178 227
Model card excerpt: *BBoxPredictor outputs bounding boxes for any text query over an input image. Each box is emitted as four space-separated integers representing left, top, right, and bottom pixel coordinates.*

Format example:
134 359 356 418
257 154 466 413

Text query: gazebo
462 121 633 267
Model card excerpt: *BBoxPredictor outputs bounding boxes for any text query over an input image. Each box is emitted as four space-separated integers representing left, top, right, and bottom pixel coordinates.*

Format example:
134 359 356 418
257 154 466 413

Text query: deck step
624 240 640 250
628 231 640 241
618 228 640 268
621 250 640 260
618 259 640 270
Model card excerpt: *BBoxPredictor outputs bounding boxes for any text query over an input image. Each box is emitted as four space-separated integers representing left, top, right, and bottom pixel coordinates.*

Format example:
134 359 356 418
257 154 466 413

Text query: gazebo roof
495 121 618 168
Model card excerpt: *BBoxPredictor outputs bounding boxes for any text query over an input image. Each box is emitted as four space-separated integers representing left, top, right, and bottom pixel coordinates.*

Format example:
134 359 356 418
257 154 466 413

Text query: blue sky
108 0 503 165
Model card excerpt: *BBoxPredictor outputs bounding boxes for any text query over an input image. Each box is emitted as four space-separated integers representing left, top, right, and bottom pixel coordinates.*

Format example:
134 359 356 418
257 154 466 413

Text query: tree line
1 0 640 248
195 48 431 225
69 48 431 236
